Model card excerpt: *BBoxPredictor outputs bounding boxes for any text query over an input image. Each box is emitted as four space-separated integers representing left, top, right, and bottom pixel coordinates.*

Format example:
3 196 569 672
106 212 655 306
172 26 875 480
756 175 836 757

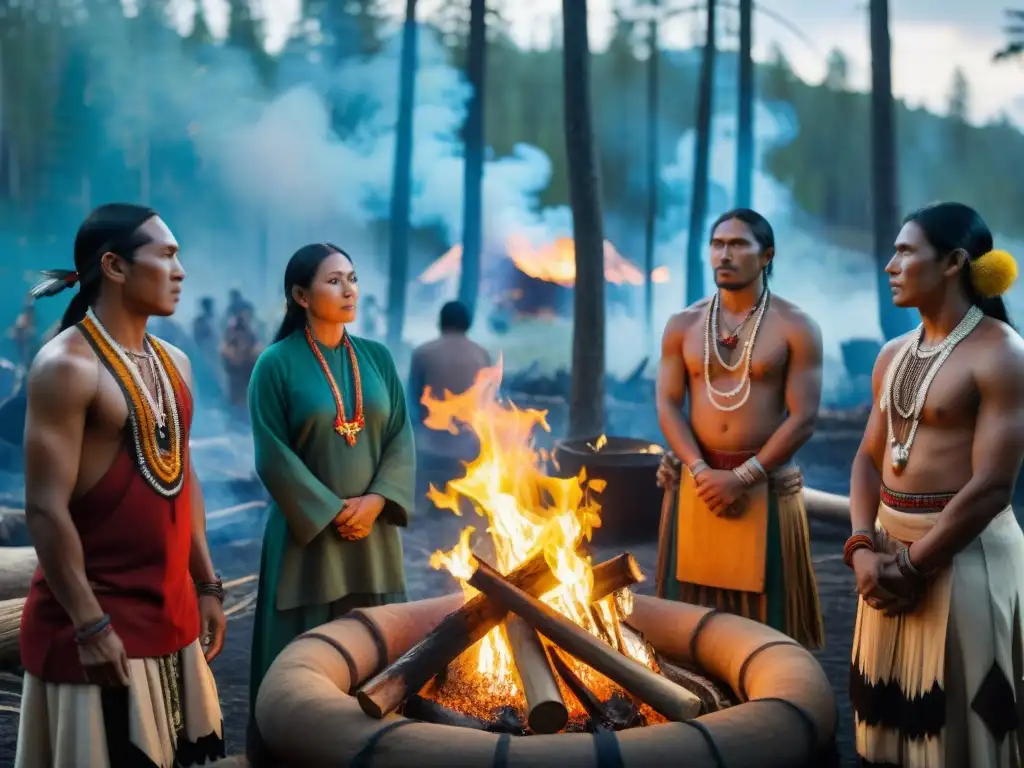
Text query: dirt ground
0 433 864 767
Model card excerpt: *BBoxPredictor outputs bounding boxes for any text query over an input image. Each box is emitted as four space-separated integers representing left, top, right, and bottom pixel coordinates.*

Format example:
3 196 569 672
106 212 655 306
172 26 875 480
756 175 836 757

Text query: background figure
191 296 224 407
407 301 491 511
246 243 414 762
221 304 263 419
8 297 39 371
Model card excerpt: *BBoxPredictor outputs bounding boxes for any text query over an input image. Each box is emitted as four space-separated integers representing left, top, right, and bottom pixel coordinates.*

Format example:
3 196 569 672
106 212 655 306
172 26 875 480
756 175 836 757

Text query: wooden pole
506 616 568 733
468 558 701 722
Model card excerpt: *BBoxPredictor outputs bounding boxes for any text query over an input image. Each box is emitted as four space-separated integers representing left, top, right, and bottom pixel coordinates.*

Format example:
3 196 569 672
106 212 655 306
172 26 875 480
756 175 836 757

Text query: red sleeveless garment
20 371 200 683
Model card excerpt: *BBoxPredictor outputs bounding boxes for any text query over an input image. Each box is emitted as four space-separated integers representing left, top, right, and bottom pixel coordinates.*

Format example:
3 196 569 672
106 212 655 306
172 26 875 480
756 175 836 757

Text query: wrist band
733 458 765 488
896 548 927 583
745 457 767 480
196 578 225 603
843 533 876 569
688 460 709 478
74 614 112 645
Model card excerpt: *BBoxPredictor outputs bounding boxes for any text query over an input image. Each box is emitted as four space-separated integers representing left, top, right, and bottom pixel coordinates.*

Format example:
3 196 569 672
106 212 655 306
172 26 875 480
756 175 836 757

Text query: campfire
356 362 714 735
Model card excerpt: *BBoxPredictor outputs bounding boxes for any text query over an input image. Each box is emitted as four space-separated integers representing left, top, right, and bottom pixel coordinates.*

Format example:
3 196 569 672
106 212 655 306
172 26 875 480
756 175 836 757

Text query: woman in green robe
246 243 415 745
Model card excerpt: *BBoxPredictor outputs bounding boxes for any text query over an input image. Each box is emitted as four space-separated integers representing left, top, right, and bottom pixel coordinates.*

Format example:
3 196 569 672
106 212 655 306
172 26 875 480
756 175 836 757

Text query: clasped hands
334 493 385 541
655 454 751 517
851 548 922 616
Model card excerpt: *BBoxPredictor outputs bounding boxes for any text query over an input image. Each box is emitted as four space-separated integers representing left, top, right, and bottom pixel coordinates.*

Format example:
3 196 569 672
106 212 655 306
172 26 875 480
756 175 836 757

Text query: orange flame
426 359 651 700
417 237 670 287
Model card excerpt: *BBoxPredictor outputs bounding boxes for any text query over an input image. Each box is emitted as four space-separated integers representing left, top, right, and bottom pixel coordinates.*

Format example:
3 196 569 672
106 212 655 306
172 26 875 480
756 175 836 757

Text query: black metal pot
552 436 664 545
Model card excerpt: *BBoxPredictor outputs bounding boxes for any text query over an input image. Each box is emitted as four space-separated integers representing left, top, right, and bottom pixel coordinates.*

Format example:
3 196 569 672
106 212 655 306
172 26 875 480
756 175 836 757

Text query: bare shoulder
874 331 914 373
27 329 99 410
151 336 193 381
972 317 1024 380
663 297 711 340
769 295 822 346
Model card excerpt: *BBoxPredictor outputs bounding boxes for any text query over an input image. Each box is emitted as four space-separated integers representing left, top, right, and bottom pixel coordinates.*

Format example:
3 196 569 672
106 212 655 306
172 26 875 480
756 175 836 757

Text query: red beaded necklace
305 326 365 446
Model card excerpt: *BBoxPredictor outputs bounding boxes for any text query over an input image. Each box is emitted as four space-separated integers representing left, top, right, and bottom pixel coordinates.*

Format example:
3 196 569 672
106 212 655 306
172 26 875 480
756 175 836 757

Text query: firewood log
468 557 701 722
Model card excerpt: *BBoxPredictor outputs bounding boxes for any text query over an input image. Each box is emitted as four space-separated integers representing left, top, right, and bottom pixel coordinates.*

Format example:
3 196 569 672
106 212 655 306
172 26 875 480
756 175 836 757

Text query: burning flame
418 237 670 287
426 360 651 704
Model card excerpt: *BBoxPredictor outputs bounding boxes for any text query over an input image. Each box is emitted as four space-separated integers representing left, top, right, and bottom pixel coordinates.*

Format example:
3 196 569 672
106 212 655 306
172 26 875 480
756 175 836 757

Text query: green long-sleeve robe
246 329 415 710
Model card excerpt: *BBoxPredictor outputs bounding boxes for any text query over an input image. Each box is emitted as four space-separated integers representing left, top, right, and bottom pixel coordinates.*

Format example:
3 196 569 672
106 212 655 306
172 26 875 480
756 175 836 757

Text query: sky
182 0 1024 127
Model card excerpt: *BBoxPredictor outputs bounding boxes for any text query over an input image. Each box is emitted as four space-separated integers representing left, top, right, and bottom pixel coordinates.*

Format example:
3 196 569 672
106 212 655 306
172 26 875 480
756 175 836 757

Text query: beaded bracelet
895 548 927 584
843 531 876 569
74 614 112 645
688 460 709 478
196 578 225 604
733 458 767 488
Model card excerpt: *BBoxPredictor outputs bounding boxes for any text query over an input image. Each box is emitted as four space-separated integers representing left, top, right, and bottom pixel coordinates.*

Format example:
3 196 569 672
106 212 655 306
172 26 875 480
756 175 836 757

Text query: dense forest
0 0 1022 308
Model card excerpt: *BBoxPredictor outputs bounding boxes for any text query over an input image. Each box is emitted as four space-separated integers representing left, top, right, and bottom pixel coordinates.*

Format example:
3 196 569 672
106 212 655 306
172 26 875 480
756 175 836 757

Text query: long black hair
903 202 1013 326
273 242 353 343
30 203 157 332
709 207 776 281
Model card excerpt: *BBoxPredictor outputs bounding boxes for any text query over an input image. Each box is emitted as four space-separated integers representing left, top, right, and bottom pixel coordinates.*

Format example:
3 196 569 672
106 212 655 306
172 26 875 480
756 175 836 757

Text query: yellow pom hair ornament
970 249 1018 298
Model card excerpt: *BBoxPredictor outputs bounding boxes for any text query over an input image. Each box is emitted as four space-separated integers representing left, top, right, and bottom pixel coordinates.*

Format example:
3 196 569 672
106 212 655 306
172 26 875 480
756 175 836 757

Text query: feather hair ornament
29 269 79 299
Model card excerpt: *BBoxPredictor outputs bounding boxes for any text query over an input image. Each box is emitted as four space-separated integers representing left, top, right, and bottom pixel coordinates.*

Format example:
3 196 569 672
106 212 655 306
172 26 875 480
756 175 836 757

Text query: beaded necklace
78 309 185 497
305 326 365 446
703 289 771 412
880 305 983 474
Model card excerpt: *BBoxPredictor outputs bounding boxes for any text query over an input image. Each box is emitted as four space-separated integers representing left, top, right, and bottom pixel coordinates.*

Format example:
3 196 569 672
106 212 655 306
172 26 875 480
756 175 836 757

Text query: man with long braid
15 203 226 766
654 207 824 649
846 202 1024 765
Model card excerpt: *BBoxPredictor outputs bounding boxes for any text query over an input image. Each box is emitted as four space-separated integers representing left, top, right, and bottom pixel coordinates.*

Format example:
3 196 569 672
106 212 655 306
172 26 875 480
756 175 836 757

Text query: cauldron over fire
553 436 664 545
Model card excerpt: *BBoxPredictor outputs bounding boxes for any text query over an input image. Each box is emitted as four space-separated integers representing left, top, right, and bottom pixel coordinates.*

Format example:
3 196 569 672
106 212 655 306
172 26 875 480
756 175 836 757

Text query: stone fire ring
255 593 837 767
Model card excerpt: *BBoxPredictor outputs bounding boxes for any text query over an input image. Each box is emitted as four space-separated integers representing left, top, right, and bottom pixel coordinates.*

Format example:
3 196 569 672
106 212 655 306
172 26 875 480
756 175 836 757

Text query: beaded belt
880 484 955 512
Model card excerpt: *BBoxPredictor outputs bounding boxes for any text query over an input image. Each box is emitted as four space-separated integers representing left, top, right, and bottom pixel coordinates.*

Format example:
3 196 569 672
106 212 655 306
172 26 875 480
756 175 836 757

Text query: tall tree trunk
735 0 754 209
562 0 606 438
386 0 418 350
643 13 659 356
458 0 486 316
869 0 912 339
685 0 716 306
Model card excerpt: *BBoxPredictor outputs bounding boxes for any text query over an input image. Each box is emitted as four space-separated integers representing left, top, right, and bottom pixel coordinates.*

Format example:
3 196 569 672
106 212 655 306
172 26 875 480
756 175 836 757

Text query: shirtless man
16 203 226 766
655 207 824 648
845 202 1024 766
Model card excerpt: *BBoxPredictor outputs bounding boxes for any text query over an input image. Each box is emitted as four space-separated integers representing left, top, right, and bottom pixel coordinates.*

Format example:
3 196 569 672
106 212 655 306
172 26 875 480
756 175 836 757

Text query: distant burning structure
418 236 669 318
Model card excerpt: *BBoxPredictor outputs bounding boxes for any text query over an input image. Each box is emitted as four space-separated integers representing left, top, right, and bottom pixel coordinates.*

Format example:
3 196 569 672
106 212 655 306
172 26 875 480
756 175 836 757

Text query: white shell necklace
703 288 771 412
880 304 983 474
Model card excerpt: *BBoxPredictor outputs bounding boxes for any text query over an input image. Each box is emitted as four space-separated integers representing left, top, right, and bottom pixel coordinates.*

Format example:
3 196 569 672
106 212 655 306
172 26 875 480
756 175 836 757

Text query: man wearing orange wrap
654 207 824 650
16 203 226 767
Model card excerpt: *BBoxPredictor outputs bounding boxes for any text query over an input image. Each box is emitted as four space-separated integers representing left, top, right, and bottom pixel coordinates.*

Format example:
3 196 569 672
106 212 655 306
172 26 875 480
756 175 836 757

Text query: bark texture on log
506 616 567 734
0 546 38 600
468 558 702 722
589 552 642 602
0 597 25 669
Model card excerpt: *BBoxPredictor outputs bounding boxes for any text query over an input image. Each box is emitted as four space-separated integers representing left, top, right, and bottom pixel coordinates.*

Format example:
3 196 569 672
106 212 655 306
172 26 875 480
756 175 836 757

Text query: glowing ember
424 360 656 720
417 237 670 287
